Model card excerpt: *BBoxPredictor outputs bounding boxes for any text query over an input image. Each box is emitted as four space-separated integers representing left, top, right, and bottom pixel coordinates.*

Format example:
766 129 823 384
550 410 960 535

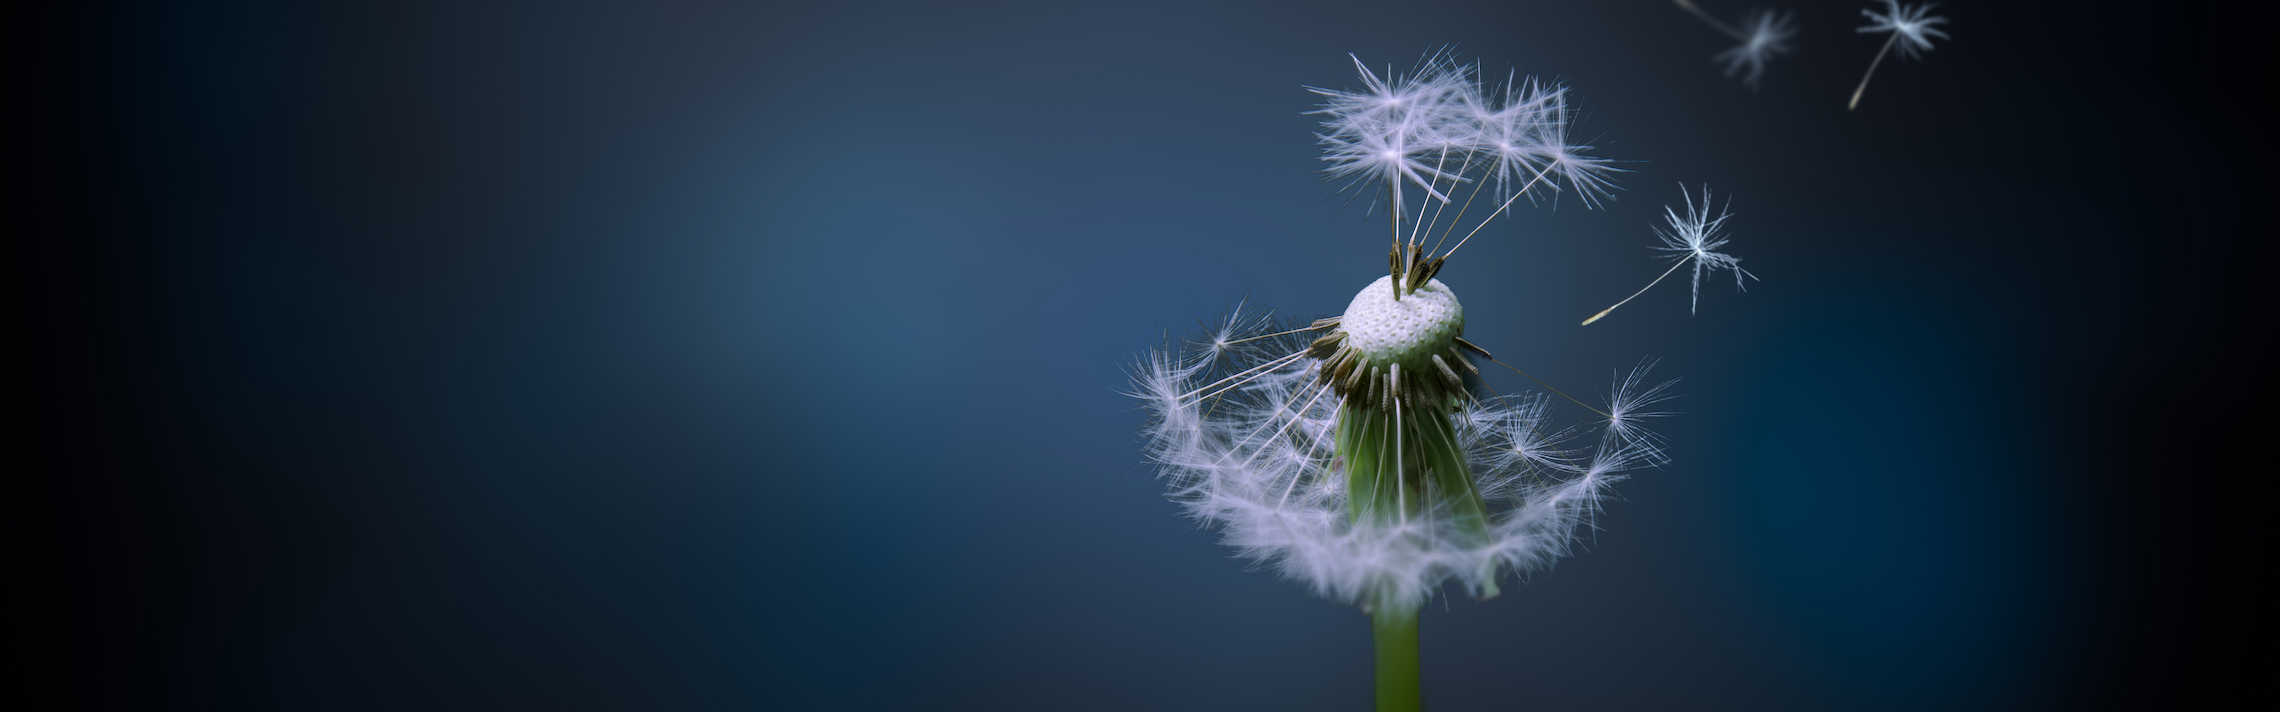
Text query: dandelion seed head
1133 53 1670 612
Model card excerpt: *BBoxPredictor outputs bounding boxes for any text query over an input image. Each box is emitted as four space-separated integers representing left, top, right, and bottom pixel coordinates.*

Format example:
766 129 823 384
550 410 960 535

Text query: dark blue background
23 1 2274 709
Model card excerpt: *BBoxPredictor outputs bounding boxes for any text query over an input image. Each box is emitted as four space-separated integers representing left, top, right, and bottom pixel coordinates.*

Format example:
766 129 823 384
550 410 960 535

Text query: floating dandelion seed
1582 184 1755 326
1674 0 1797 89
1716 10 1797 89
1133 52 1672 712
1850 0 1951 110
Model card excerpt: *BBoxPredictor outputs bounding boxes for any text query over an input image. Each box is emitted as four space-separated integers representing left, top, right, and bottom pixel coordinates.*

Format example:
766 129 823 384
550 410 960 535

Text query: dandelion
1849 0 1951 110
1134 53 1672 712
1583 184 1755 326
1673 0 1797 89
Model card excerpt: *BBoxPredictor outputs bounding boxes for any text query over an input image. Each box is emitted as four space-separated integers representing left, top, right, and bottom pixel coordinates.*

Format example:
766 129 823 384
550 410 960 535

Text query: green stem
1336 398 1469 711
1372 602 1422 712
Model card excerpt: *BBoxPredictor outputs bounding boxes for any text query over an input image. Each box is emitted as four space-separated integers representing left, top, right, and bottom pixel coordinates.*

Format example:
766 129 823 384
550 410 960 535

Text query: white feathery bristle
1530 92 1622 209
1600 358 1678 464
1473 393 1581 486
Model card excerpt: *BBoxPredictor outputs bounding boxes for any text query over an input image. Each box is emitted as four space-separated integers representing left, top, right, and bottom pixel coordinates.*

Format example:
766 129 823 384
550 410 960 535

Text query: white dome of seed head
1340 275 1463 365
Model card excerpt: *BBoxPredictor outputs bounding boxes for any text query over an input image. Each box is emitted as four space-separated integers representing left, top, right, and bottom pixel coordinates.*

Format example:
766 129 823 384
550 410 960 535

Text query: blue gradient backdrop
25 1 2273 709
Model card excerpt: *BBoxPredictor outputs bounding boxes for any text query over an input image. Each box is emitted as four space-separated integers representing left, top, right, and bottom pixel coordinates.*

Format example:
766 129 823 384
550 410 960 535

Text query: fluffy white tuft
1714 9 1797 89
1311 52 1620 215
1600 357 1679 464
1858 0 1951 59
1310 51 1476 213
1655 183 1756 315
